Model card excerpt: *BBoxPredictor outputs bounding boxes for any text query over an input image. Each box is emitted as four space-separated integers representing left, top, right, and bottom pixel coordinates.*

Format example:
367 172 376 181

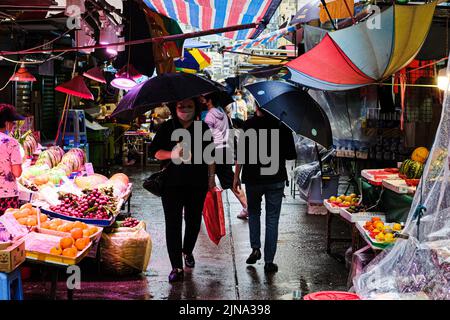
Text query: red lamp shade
83 67 106 83
55 75 94 100
116 64 143 80
10 65 36 82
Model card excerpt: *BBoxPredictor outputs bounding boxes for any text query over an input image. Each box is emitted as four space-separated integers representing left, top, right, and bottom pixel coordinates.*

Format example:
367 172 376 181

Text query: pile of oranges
7 203 48 227
363 217 402 244
49 228 91 258
41 219 98 238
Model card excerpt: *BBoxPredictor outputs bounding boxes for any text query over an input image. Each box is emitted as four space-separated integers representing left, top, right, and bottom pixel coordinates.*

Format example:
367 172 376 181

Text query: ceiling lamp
437 68 449 91
10 64 36 82
83 67 106 83
55 75 94 100
110 64 143 90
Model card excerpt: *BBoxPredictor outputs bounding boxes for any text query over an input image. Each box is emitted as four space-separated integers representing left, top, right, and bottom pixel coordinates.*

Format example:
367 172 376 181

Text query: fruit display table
323 194 361 254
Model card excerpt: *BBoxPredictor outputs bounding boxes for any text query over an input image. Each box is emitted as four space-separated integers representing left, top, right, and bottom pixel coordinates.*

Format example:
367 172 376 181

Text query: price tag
85 162 95 176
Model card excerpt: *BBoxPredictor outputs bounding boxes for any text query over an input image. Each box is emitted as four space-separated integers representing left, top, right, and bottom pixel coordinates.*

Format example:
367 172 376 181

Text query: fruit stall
0 146 152 300
323 147 430 287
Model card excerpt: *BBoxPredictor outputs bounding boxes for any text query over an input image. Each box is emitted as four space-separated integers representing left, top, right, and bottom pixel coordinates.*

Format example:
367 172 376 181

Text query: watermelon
399 159 413 175
399 159 424 179
406 160 424 179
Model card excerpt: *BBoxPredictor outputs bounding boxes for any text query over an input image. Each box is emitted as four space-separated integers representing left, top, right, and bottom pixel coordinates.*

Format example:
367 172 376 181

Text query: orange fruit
71 228 83 240
65 222 75 231
62 247 77 258
5 208 18 215
19 208 32 216
88 226 98 236
82 229 90 237
73 221 86 230
60 237 74 249
20 203 33 210
26 216 37 226
80 223 88 230
17 217 28 225
39 213 48 223
14 211 28 219
53 219 63 226
41 221 51 229
50 246 62 255
75 238 89 251
49 223 59 231
57 225 66 232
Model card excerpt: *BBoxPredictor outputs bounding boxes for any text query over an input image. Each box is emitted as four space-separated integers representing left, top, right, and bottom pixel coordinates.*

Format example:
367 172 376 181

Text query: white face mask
177 108 195 122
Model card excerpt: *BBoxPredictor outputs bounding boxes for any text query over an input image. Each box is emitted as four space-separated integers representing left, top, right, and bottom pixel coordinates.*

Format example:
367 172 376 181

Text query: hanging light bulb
10 63 36 82
437 68 449 91
110 64 142 90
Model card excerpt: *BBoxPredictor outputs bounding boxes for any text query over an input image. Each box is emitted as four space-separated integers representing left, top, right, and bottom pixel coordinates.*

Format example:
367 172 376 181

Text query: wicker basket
99 221 152 276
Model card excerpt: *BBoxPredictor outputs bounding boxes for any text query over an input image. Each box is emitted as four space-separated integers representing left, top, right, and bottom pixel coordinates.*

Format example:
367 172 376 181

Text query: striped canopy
287 2 437 91
143 0 282 40
229 25 296 51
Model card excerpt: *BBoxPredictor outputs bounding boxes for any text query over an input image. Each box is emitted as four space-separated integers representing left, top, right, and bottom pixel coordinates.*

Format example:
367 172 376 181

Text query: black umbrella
111 73 231 121
245 81 332 148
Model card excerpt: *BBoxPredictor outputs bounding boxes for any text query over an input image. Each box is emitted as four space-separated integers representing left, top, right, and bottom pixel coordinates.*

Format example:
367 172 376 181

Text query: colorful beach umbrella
286 2 437 91
175 48 211 73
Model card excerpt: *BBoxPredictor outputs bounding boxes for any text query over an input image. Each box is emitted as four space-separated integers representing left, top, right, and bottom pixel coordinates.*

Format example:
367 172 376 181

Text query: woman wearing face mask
0 104 24 215
148 98 216 283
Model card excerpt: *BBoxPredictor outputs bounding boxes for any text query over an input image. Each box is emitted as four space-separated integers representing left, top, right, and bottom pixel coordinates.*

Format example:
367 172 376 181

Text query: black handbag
143 164 169 197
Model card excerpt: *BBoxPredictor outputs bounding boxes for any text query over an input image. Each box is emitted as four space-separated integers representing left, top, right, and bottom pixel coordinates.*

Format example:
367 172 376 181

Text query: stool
0 269 24 300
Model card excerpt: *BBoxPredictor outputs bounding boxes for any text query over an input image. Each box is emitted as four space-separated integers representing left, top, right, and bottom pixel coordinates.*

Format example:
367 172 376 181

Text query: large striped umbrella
175 48 211 73
286 2 437 91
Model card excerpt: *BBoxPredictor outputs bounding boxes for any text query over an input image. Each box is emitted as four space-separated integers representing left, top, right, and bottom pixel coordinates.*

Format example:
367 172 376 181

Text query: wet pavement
22 163 351 300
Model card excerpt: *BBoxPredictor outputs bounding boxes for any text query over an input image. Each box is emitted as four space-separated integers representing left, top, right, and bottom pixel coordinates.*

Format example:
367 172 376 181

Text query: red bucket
303 291 360 300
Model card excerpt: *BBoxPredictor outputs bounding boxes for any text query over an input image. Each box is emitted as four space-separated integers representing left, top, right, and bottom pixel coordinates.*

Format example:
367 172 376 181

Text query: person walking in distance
233 105 297 272
198 93 249 219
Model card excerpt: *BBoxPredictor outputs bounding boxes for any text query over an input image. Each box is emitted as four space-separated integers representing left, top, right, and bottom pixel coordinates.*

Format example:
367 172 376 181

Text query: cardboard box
0 238 26 273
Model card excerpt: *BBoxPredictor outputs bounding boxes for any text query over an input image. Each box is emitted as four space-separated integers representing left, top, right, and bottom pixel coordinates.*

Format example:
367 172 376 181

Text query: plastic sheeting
354 55 450 300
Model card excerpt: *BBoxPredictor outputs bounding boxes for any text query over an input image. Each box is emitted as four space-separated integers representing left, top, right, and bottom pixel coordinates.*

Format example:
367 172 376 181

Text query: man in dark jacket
233 105 297 273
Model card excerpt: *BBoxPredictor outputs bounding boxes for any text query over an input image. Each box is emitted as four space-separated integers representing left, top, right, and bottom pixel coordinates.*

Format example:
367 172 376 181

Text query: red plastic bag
203 187 226 245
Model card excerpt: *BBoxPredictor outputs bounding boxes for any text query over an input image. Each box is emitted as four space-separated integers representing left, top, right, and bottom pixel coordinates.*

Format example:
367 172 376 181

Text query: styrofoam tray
24 231 92 266
323 200 341 214
339 208 386 223
362 169 400 186
382 179 416 194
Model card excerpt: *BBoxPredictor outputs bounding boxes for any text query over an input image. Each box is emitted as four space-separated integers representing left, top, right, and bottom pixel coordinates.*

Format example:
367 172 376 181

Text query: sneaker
264 263 278 273
184 253 195 268
237 208 248 220
246 248 261 264
168 268 184 283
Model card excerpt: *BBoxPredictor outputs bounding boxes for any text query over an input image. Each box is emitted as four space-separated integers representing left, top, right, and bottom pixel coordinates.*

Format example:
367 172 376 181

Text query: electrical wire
0 63 19 91
0 51 68 64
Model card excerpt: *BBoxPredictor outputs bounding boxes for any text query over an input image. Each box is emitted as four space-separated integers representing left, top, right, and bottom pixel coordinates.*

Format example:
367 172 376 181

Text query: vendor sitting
0 104 24 215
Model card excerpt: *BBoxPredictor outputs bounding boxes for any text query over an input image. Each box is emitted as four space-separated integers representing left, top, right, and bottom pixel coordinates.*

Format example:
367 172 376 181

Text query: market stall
0 145 152 300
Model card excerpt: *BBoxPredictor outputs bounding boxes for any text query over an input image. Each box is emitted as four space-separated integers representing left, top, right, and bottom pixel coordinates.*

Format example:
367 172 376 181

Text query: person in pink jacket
199 94 248 219
0 104 24 215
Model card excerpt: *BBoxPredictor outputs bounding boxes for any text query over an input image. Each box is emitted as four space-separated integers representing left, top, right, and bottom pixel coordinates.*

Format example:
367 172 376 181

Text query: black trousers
161 186 208 269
